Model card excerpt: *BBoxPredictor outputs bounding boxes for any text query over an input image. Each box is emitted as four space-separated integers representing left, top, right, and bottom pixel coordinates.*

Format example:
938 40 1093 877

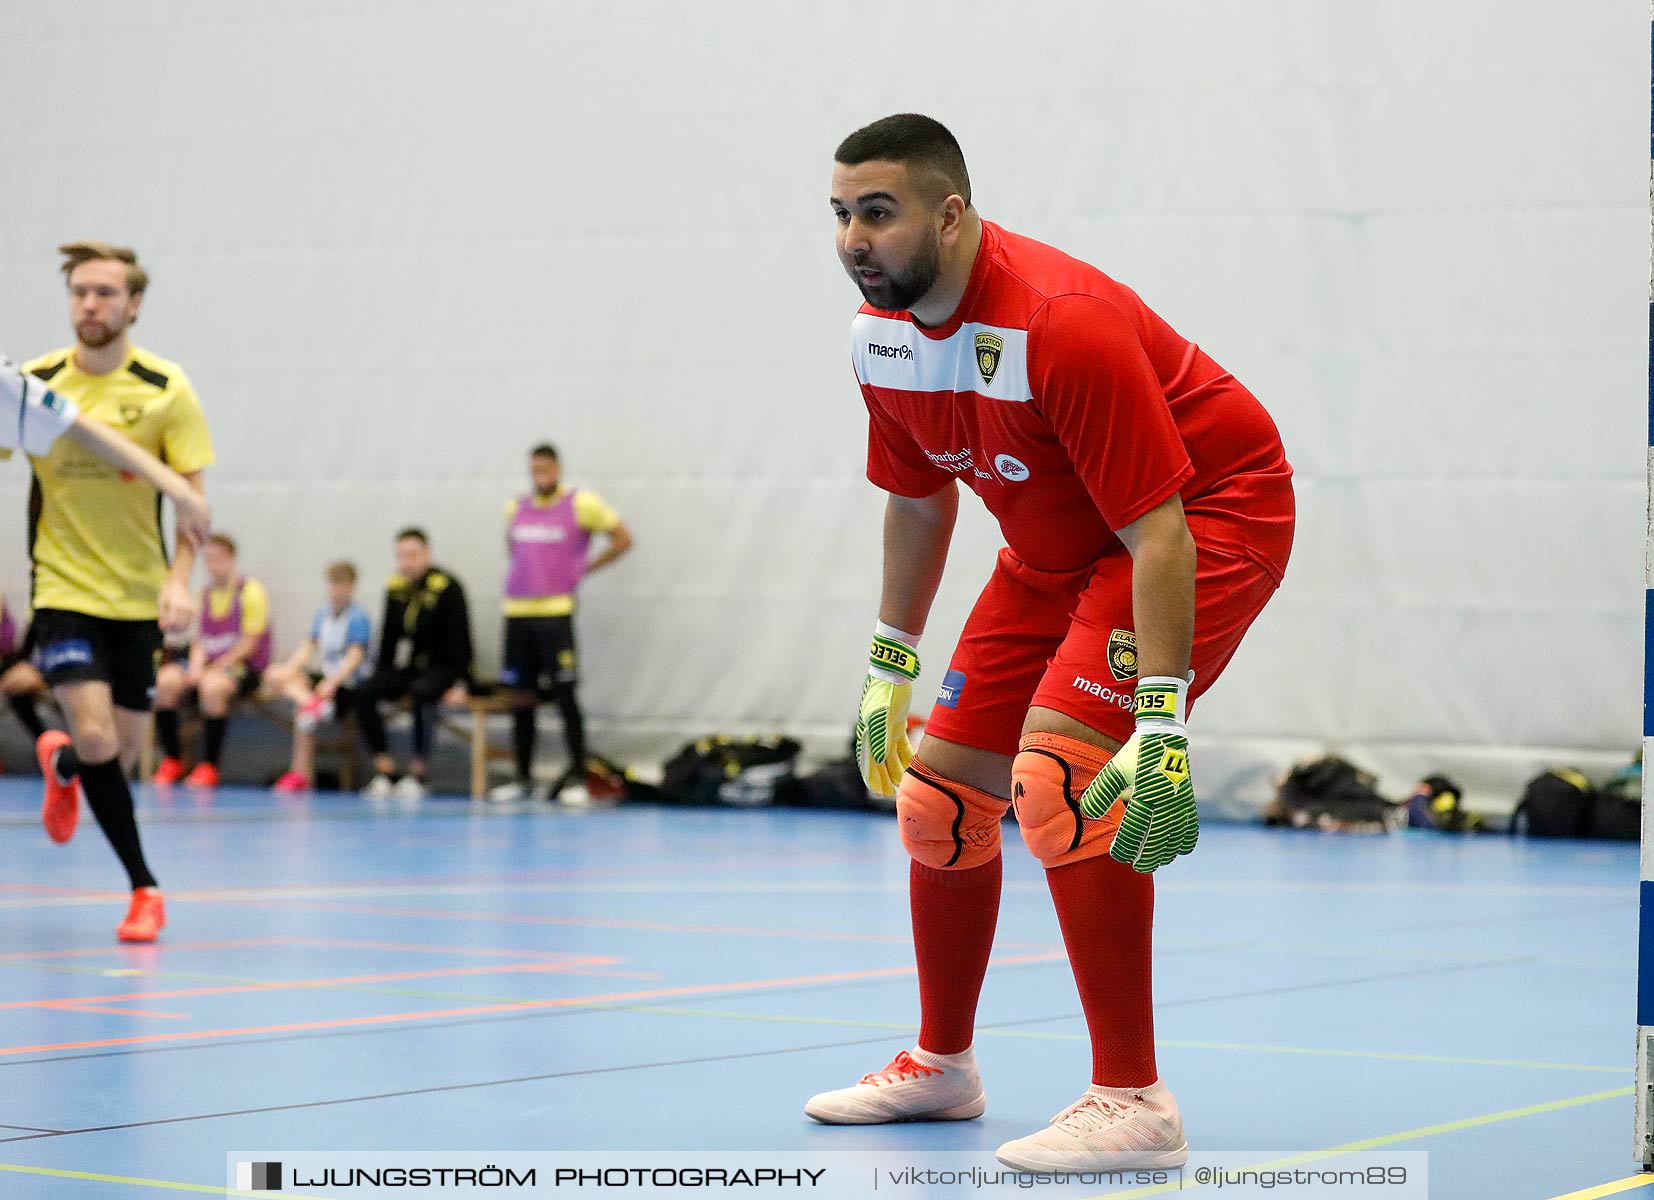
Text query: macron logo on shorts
41 639 93 672
936 669 967 709
1071 674 1133 712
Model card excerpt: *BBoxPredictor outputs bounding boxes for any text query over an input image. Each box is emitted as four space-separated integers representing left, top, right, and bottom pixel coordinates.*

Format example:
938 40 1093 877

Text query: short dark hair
834 113 971 207
530 443 559 460
395 527 428 546
325 560 357 585
60 240 148 295
207 532 237 556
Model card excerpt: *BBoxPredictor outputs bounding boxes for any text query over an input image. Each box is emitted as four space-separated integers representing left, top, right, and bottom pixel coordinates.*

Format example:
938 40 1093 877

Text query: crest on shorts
1107 629 1138 682
974 332 1003 385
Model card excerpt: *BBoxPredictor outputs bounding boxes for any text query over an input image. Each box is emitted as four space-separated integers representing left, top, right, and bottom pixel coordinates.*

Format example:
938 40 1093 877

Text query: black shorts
225 663 263 698
500 615 578 692
306 673 360 719
33 608 164 712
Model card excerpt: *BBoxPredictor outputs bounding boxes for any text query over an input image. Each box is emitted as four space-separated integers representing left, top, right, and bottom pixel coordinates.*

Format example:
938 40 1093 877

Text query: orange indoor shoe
184 762 220 788
36 730 81 845
151 756 187 786
117 888 166 943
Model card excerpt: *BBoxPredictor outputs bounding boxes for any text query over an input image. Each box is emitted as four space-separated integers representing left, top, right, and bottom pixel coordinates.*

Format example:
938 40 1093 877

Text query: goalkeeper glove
855 624 920 797
1079 675 1199 872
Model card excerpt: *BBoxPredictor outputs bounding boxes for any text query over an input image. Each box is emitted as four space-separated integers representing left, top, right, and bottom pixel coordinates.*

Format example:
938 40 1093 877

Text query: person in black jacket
358 528 473 799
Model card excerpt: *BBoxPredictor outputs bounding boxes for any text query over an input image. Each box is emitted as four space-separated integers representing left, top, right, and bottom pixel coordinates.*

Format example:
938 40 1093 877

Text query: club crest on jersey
120 405 144 425
1107 629 1138 682
974 332 1003 385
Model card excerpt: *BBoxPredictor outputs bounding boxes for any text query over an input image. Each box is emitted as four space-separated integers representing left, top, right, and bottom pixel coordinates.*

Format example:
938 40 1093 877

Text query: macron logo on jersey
852 313 1031 403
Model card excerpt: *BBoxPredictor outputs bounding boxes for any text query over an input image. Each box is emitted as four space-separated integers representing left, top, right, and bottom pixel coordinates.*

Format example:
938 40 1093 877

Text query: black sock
54 744 81 783
202 716 226 766
155 709 181 759
552 688 587 784
513 707 536 781
8 695 45 740
411 706 430 760
80 757 157 890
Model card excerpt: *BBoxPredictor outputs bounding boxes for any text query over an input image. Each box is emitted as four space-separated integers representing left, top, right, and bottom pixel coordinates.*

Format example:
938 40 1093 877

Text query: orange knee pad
896 765 1008 869
1012 733 1122 868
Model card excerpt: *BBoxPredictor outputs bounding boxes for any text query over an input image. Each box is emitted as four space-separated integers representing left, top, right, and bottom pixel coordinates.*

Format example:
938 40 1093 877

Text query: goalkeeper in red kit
805 114 1294 1171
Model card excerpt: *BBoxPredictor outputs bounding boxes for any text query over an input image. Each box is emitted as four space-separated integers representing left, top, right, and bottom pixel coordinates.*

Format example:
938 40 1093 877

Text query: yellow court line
1096 1085 1635 1200
1547 1174 1654 1200
0 1160 334 1198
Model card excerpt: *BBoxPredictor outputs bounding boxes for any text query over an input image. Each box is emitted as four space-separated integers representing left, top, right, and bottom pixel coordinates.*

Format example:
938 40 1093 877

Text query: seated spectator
358 528 473 800
151 534 272 788
0 597 49 746
265 561 373 793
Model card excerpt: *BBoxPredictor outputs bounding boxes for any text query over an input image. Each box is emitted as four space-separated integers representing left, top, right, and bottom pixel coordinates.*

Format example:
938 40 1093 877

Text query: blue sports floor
0 778 1642 1200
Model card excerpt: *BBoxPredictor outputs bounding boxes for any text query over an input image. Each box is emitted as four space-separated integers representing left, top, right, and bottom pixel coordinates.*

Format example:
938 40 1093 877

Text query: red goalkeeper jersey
853 220 1293 577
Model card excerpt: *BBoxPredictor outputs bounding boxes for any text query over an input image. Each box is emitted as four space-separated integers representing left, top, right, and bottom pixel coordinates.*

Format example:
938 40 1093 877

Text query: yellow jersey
19 346 214 620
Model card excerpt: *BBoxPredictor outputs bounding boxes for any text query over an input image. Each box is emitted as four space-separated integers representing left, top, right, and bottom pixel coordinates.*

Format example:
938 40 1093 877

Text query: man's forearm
1125 513 1195 683
880 484 957 635
323 646 366 690
214 632 260 670
65 418 192 505
586 524 633 574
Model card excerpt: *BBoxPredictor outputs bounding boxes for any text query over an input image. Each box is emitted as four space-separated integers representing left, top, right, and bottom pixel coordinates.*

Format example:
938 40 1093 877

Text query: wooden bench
138 696 361 788
439 692 514 800
139 691 514 799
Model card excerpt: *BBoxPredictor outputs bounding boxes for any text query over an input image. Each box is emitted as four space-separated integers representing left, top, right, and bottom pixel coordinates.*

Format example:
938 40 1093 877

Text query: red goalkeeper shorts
922 513 1292 756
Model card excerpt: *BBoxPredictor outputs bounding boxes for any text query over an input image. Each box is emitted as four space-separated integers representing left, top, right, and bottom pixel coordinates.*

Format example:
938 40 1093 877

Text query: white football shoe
995 1079 1187 1171
804 1047 985 1124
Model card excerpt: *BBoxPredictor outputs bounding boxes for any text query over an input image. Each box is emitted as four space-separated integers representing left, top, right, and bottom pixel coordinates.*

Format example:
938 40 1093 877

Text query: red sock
1046 852 1157 1087
911 854 1002 1055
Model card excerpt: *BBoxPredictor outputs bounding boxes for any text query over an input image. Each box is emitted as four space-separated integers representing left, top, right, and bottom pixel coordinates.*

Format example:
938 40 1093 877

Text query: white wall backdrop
0 1 1645 807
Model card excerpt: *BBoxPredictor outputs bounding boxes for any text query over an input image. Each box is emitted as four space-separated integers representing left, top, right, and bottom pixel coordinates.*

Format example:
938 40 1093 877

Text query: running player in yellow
12 242 215 943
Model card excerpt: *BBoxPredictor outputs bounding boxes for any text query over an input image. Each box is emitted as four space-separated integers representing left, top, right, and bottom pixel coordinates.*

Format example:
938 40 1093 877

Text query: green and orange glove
1079 676 1199 872
855 624 920 798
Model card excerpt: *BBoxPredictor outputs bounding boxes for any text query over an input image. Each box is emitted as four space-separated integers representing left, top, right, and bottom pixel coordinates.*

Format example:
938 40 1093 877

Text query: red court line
1 957 625 1010
53 1005 189 1019
282 937 609 960
0 883 125 897
165 853 871 899
0 951 1064 1057
0 939 296 962
224 899 1047 950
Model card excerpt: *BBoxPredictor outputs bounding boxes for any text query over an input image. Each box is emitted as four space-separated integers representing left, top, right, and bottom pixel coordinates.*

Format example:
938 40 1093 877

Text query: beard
76 319 121 349
849 234 941 313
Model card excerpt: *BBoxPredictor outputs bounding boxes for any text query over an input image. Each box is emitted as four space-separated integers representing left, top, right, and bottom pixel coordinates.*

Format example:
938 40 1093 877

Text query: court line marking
0 951 1063 1058
1548 1176 1654 1196
198 897 1063 950
52 1005 190 1019
0 948 1515 1068
1097 1085 1636 1200
0 939 295 961
0 1044 1632 1186
1546 1175 1654 1200
0 957 625 1011
0 1032 922 1145
0 1161 333 1198
593 1004 1626 1075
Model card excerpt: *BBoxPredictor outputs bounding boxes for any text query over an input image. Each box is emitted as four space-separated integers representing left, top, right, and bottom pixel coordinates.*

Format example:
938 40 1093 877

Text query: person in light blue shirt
263 561 372 791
